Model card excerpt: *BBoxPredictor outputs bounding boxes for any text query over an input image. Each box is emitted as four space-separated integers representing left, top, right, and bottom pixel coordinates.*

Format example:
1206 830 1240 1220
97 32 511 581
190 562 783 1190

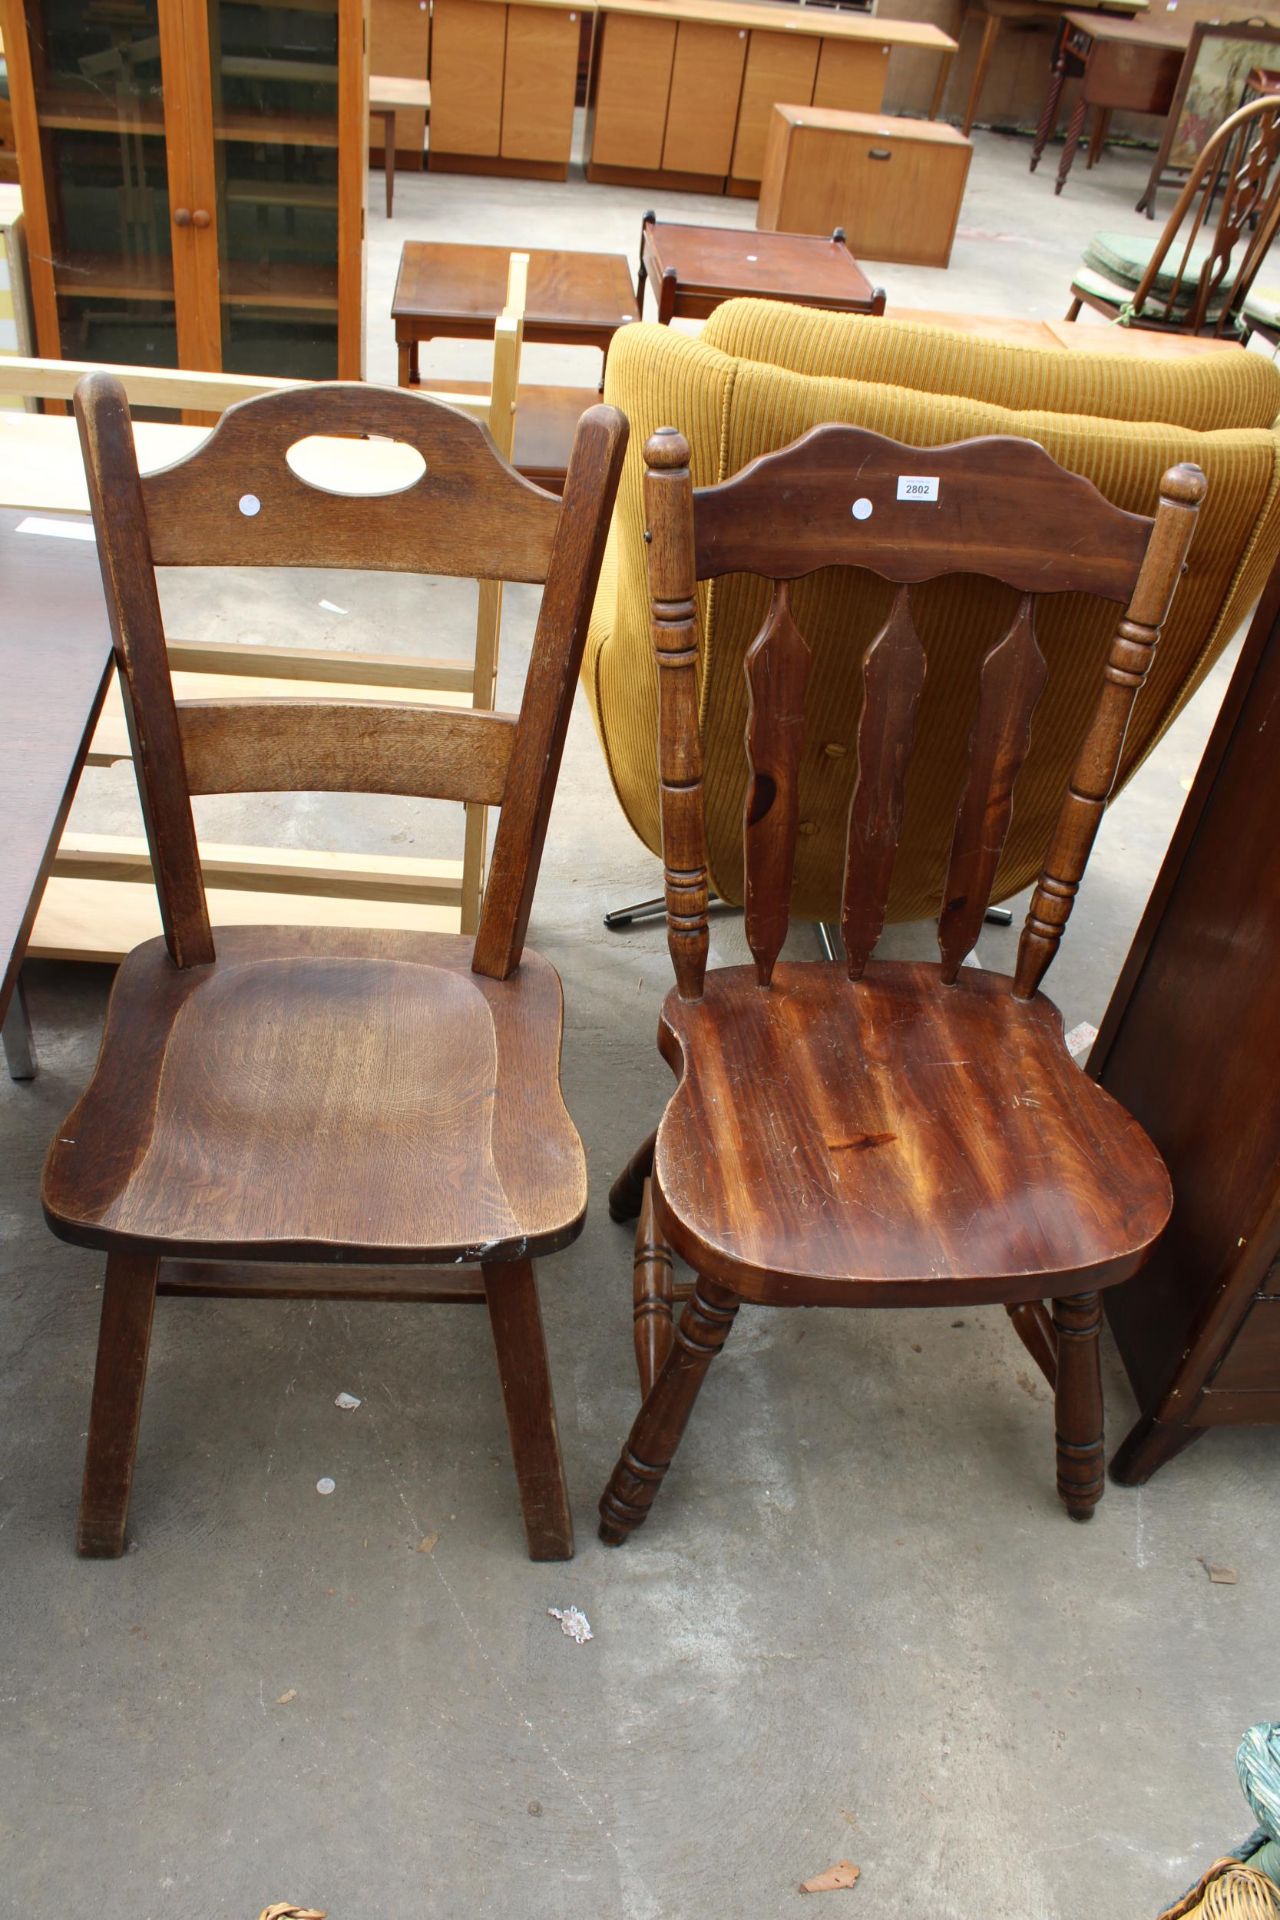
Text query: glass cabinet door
20 0 181 365
206 0 340 378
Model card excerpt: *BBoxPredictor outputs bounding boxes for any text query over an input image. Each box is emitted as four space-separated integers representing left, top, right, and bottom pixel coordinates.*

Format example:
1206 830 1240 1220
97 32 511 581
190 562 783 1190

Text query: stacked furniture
585 0 956 197
584 303 1280 926
2 0 367 381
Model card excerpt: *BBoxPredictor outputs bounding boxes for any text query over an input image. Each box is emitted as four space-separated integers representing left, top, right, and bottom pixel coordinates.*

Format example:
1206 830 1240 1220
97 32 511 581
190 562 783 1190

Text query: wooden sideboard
429 0 583 179
585 0 957 195
1090 564 1280 1484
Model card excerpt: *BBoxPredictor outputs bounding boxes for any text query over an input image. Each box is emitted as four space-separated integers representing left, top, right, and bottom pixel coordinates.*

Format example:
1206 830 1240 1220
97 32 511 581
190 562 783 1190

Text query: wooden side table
637 214 885 322
392 243 638 387
370 74 432 217
1090 563 1280 1483
1029 9 1187 196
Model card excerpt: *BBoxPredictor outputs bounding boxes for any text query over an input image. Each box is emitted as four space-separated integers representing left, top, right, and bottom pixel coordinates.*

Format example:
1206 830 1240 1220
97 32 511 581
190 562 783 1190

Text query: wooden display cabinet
585 0 957 196
428 0 582 180
2 0 366 382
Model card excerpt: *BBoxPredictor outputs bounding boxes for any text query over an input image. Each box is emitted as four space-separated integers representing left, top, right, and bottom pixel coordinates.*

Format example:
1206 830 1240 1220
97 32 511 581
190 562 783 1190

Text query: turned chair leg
483 1258 574 1561
609 1127 657 1223
633 1179 675 1396
78 1251 160 1557
1052 1290 1105 1521
599 1273 738 1545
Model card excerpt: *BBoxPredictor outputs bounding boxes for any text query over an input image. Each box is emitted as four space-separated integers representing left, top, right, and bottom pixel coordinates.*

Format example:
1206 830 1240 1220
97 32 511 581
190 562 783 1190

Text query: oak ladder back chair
49 373 626 1561
599 424 1205 1546
1067 95 1280 337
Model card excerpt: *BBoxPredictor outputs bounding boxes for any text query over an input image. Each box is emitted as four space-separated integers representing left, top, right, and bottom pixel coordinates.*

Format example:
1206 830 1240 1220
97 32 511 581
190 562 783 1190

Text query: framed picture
1138 18 1280 215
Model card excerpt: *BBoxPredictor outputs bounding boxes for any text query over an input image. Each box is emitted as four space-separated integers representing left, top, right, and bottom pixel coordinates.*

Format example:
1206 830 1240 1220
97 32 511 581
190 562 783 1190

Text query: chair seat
43 926 586 1265
652 960 1171 1308
1071 259 1234 328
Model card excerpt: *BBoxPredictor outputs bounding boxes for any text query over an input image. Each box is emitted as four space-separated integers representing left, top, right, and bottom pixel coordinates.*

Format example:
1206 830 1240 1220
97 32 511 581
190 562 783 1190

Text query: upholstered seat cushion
1081 229 1222 316
585 309 1280 923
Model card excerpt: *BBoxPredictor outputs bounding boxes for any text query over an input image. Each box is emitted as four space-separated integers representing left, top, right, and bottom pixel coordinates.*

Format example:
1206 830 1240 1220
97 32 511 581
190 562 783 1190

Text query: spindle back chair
45 372 627 1561
1069 95 1280 336
600 423 1204 1545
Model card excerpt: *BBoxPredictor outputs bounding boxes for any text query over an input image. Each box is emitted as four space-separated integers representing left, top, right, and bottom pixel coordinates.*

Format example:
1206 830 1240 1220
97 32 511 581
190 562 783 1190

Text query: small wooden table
0 510 114 1078
957 0 1144 138
1029 9 1190 195
369 74 431 219
637 216 885 323
392 243 639 388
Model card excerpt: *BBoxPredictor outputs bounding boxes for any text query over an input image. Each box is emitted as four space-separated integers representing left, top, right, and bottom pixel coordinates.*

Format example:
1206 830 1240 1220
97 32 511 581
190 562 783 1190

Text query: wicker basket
1159 1860 1280 1919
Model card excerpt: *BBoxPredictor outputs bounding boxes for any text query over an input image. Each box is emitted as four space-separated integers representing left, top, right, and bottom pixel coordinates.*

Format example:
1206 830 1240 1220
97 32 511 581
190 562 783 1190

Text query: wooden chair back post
1013 461 1206 997
643 428 711 1001
1134 95 1280 332
643 424 1205 1001
462 249 529 936
75 369 627 976
470 400 629 979
75 373 214 969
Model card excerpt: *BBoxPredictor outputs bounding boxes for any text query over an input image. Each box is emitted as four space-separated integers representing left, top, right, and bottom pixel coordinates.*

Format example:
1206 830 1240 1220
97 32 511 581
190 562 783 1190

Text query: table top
596 0 957 49
369 75 432 111
774 103 973 141
982 0 1146 18
392 243 638 328
1063 4 1204 48
0 510 113 1023
643 222 877 303
893 306 1242 353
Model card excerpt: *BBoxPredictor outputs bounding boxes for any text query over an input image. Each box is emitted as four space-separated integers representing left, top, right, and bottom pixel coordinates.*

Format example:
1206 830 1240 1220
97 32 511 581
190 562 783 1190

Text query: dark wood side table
1089 562 1280 1483
636 215 886 324
0 511 113 1079
392 243 639 388
1029 9 1188 195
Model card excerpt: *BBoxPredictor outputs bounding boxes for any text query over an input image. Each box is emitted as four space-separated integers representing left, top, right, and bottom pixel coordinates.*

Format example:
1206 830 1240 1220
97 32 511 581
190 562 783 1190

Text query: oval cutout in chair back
284 433 428 497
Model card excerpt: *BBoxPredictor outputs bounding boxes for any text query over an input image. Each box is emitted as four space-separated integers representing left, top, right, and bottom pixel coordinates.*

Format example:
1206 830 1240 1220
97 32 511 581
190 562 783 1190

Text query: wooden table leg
381 107 396 217
1055 93 1089 195
963 9 1002 138
929 47 955 120
1030 31 1068 173
1086 105 1111 169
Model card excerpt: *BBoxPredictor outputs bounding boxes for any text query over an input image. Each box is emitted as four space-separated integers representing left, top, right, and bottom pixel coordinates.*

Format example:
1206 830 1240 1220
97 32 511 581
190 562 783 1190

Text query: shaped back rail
75 370 626 978
643 424 1204 1001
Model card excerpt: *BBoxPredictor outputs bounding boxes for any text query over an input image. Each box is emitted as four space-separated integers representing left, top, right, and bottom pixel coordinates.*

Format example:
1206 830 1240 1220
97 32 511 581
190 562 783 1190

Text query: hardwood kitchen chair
599 423 1204 1545
48 372 626 1560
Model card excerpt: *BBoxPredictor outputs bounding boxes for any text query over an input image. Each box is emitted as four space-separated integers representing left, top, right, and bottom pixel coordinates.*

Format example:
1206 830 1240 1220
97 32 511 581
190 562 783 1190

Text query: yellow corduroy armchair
584 302 1280 925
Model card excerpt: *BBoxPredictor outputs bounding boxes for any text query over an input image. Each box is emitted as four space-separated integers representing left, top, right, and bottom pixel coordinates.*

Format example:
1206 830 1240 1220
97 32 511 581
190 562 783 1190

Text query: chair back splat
75 373 627 979
643 423 1205 1000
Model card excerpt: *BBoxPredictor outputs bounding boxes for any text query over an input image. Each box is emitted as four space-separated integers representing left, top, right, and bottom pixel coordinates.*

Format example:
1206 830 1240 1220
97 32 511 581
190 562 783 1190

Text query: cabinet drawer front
431 0 507 156
1208 1296 1280 1394
812 39 890 114
592 13 676 170
662 22 748 177
731 30 819 182
502 5 579 161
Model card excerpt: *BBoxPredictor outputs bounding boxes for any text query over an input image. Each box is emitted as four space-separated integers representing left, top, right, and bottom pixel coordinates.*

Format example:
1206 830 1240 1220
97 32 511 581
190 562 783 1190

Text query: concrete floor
3 131 1277 1920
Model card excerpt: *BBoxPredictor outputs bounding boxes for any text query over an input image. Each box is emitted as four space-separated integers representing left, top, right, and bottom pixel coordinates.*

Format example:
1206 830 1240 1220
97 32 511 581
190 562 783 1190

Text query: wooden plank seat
46 370 627 1564
44 926 584 1264
651 959 1169 1307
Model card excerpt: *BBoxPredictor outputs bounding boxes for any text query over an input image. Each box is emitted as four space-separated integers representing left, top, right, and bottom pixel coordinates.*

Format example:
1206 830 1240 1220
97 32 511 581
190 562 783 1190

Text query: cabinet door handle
192 208 211 229
173 207 192 227
868 147 892 160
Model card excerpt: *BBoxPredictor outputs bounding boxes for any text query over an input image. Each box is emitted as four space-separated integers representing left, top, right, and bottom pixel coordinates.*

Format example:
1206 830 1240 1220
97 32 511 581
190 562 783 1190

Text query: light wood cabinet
586 0 956 195
757 104 971 267
369 0 431 164
428 0 581 179
2 0 366 382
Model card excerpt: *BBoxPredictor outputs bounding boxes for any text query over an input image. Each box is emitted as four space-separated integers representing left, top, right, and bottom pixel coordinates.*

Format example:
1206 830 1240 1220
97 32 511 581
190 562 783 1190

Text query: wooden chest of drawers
756 105 972 267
